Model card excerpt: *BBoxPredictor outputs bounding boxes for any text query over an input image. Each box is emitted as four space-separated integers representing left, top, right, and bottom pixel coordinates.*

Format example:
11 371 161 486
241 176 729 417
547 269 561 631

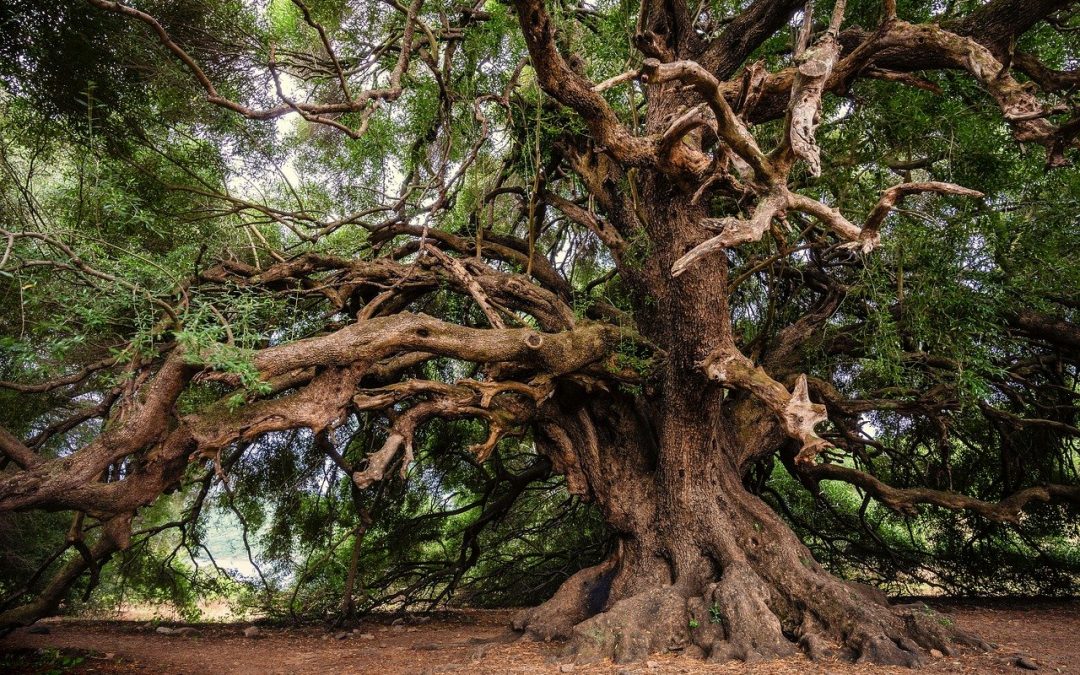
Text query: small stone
406 626 419 632
391 617 405 626
930 649 944 658
335 632 351 640
1015 656 1039 670
174 627 201 637
243 626 260 638
140 622 155 632
360 633 375 640
559 665 575 673
646 661 660 670
26 625 49 635
155 627 175 635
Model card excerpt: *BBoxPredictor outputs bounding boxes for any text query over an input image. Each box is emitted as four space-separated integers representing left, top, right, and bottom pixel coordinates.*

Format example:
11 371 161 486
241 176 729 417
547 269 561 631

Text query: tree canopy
0 0 1078 665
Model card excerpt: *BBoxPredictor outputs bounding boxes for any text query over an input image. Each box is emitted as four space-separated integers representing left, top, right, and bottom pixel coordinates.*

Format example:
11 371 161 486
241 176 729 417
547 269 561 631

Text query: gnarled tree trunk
514 189 986 666
519 389 986 665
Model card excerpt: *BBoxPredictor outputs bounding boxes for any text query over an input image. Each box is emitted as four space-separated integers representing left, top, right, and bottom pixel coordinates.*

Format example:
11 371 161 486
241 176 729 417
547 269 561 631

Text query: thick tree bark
517 396 987 664
514 182 987 665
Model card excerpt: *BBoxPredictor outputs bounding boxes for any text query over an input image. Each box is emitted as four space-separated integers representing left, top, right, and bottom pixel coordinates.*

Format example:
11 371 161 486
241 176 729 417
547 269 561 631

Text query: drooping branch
802 461 1080 524
351 377 550 487
0 514 132 630
0 311 619 515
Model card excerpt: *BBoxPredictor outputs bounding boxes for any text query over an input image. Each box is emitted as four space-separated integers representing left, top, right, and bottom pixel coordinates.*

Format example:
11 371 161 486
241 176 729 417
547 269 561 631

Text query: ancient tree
1 0 1078 665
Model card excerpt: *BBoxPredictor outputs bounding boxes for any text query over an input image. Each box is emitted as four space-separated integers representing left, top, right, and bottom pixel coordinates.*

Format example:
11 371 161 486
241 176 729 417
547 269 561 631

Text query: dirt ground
1 599 1076 674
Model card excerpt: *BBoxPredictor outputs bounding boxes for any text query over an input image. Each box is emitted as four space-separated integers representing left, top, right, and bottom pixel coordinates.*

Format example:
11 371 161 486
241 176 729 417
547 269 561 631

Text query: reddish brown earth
1 600 1076 674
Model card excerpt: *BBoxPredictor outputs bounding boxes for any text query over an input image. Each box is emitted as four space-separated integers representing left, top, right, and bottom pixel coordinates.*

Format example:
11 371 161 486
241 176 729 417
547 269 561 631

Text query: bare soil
1 599 1075 674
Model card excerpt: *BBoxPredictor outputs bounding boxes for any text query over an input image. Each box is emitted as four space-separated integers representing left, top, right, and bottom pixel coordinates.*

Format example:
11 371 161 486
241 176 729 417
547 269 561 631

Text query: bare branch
671 191 785 276
861 182 984 239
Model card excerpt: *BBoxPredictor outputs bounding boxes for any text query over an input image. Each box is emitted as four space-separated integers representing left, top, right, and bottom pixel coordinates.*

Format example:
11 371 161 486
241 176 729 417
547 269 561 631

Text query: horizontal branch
0 311 619 514
804 462 1080 524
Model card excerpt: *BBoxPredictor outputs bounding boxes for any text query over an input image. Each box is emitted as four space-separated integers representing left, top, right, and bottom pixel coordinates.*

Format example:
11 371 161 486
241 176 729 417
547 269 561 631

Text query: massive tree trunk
514 189 986 665
518 389 986 665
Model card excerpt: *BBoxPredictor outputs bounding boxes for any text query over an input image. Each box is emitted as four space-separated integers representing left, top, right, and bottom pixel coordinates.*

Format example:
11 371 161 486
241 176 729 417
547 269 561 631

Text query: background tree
0 0 1078 666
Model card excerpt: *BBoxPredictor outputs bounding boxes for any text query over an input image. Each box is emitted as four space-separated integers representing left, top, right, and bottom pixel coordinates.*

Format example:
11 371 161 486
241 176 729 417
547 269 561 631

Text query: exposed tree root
697 564 796 662
511 558 616 641
514 553 989 668
568 586 690 664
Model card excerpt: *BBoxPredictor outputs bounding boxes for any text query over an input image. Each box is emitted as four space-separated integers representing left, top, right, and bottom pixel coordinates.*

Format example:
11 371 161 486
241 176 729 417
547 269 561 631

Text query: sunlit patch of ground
80 599 253 623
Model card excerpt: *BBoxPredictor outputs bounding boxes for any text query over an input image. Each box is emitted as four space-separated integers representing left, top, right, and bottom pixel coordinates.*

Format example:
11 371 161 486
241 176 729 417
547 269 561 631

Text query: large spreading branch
803 462 1080 525
0 307 619 514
